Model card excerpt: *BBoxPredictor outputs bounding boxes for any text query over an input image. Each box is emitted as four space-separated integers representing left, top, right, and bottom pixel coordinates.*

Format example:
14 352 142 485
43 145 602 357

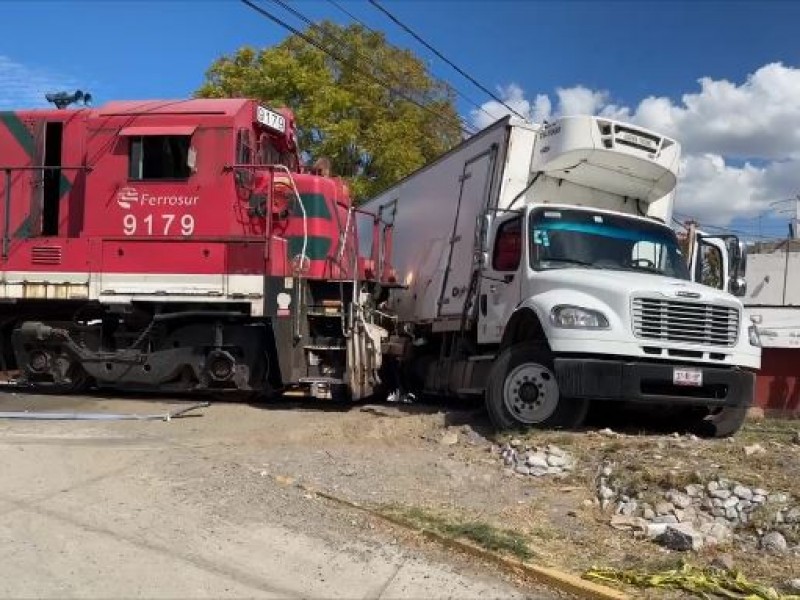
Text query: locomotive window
128 135 192 180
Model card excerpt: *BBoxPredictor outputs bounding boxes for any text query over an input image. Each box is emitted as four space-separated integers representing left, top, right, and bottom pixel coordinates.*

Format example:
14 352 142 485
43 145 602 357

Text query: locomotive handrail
2 165 92 260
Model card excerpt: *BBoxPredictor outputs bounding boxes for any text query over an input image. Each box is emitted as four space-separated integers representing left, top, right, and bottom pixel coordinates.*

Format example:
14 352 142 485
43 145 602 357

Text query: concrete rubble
598 463 800 554
498 442 575 478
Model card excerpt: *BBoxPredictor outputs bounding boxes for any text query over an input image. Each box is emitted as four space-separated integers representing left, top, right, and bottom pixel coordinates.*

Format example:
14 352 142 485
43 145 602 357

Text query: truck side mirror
725 237 748 297
474 213 493 266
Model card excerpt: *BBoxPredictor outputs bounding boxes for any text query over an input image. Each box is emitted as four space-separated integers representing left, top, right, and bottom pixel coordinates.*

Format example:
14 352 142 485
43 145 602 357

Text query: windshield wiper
540 258 598 269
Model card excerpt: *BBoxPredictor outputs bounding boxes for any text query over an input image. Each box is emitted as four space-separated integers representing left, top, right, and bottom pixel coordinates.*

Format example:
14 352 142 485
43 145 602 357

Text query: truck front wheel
486 342 588 431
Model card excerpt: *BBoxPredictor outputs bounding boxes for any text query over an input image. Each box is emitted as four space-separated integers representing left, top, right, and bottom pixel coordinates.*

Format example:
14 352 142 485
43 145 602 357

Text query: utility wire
267 0 483 131
326 0 369 28
324 0 497 124
368 0 527 120
240 0 475 135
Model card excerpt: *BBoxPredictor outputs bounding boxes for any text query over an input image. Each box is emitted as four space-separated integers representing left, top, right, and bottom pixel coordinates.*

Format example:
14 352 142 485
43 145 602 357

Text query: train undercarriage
2 281 389 400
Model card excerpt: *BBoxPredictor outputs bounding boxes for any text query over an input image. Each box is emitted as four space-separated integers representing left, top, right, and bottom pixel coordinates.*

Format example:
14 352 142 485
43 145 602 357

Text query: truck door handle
480 294 487 316
503 274 515 283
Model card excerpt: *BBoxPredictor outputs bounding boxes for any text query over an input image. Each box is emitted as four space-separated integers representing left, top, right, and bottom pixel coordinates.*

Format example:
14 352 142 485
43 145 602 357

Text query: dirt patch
3 391 798 598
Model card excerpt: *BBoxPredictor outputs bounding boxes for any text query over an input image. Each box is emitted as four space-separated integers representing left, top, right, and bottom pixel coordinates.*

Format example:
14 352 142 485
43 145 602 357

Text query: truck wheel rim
502 363 559 424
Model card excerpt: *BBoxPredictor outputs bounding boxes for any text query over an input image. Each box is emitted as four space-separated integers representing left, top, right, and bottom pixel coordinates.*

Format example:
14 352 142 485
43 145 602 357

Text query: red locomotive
0 95 394 398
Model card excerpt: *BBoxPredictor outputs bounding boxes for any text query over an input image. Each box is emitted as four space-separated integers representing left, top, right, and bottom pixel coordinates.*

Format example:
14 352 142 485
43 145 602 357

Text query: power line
240 0 475 136
324 0 497 124
326 0 369 29
368 0 527 120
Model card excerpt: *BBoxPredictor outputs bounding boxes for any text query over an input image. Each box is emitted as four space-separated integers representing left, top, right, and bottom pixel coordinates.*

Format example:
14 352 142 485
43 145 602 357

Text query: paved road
0 393 553 599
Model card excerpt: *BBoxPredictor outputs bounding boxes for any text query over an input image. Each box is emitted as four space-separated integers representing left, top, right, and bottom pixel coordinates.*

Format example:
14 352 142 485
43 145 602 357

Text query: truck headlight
550 305 609 329
748 325 761 347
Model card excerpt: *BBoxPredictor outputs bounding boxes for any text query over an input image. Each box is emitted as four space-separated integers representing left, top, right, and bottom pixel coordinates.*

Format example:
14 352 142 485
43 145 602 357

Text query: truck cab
364 115 761 436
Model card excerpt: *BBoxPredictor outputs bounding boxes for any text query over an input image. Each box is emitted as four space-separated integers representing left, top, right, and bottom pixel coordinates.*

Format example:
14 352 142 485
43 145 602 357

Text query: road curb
293 481 630 600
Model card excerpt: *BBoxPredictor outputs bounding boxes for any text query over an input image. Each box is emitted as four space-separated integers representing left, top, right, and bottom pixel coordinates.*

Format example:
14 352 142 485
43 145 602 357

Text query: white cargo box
361 115 681 327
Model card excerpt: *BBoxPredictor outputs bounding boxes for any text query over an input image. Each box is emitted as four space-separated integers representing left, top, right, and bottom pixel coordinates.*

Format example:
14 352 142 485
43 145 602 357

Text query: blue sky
1 0 799 234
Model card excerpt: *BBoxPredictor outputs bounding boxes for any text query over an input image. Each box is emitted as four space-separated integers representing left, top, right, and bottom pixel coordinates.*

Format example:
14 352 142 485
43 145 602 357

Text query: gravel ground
2 388 797 599
0 390 563 600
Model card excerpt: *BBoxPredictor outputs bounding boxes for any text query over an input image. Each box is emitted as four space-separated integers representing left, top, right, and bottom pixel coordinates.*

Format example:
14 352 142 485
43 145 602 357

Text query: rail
1 165 91 260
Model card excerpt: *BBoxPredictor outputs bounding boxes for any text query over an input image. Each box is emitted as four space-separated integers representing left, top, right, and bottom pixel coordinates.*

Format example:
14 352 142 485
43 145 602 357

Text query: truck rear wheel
692 405 748 438
486 342 588 431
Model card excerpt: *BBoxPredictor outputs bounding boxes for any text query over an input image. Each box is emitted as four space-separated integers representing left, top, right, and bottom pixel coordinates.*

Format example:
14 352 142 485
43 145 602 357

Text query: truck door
690 236 728 291
437 149 497 318
478 214 523 344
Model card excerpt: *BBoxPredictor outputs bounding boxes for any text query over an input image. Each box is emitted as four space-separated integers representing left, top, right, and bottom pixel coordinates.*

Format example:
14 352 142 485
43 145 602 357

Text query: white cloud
555 86 607 117
470 83 531 129
0 55 81 110
470 62 800 228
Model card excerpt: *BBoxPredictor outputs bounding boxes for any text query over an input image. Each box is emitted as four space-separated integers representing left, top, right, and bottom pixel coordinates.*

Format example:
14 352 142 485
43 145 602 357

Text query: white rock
546 445 566 457
598 486 615 500
514 465 530 475
725 507 738 520
711 489 732 500
761 531 788 555
646 523 670 538
753 488 769 497
652 515 679 524
786 579 800 592
547 454 567 468
733 485 753 501
685 484 704 498
598 428 616 437
785 508 800 524
752 495 767 504
601 465 613 477
610 514 647 531
510 438 522 448
655 502 675 515
526 453 549 468
671 493 693 509
440 432 459 446
707 481 720 493
744 443 766 456
643 508 656 520
723 496 740 509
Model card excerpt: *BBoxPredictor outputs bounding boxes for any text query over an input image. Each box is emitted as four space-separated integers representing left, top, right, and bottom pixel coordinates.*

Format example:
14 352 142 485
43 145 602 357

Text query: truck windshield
529 208 690 280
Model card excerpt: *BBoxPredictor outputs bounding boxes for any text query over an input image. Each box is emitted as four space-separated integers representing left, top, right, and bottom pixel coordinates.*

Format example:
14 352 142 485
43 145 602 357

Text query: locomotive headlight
550 305 609 329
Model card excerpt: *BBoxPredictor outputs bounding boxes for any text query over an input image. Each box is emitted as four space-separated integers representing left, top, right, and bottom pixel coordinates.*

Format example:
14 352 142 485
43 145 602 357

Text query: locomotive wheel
27 363 91 395
485 342 589 431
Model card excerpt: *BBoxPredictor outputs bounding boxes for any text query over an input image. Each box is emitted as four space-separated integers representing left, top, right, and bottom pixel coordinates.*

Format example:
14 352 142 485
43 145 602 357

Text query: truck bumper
554 358 755 407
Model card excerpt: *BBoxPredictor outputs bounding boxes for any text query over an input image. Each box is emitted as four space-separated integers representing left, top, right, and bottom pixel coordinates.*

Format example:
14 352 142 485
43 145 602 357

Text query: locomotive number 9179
122 213 195 236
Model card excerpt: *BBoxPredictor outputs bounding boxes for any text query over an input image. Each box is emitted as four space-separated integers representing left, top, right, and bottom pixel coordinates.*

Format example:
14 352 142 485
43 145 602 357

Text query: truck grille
632 297 739 347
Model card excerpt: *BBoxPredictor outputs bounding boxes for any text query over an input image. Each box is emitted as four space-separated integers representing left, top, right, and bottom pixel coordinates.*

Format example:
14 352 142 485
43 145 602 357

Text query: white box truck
363 115 761 436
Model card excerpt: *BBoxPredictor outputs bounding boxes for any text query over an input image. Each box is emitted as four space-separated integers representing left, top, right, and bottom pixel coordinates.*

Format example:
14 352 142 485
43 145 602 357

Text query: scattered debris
585 562 797 600
0 402 209 421
497 443 575 477
439 431 459 446
746 406 766 421
744 443 767 456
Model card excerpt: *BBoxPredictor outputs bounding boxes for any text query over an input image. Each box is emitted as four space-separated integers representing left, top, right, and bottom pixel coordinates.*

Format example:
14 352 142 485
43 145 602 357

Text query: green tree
197 22 463 201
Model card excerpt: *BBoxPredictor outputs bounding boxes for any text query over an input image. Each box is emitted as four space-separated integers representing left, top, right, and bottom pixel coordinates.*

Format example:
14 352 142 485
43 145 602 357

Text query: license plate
673 368 703 387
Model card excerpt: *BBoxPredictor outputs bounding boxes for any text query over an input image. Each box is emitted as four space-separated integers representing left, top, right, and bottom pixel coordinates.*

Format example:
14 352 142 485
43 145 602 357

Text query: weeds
380 505 534 560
